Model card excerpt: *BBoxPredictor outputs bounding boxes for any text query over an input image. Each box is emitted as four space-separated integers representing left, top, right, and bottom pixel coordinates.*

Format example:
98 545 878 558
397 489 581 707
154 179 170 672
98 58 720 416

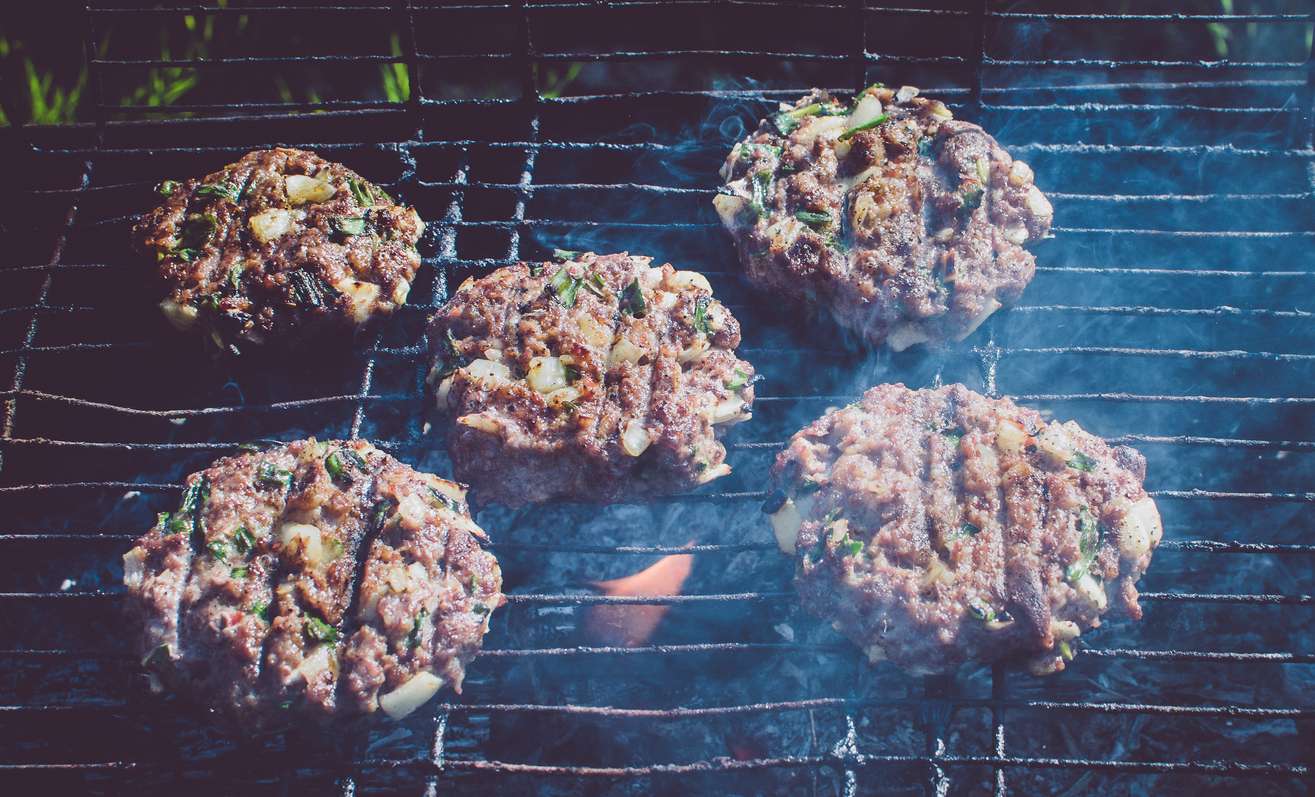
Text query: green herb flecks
207 539 228 560
749 169 773 219
407 609 429 649
1058 639 1075 661
347 177 375 208
325 447 368 482
693 295 712 335
252 601 272 622
773 102 831 136
231 566 249 579
330 215 368 238
960 182 984 214
552 249 580 263
943 427 964 449
725 369 751 391
233 526 256 556
173 212 217 259
471 603 490 616
169 475 210 537
428 487 463 514
917 137 934 158
621 278 647 317
257 462 294 491
967 598 996 622
841 538 864 557
304 615 340 646
960 522 981 537
287 269 336 308
795 210 832 228
157 179 180 197
195 181 241 202
1065 508 1102 583
438 328 467 377
141 643 172 670
839 114 890 141
583 272 608 299
371 499 396 530
1067 451 1097 473
549 267 583 308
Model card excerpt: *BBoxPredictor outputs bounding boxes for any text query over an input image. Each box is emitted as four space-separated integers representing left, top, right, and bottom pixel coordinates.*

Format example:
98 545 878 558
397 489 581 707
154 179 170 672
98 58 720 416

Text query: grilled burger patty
765 384 1161 675
122 439 502 727
715 86 1053 351
426 252 756 506
134 148 424 353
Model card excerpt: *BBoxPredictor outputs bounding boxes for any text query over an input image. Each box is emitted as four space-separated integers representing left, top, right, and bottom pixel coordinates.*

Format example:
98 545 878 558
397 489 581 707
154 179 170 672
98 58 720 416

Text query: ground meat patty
765 384 1161 675
133 148 424 353
426 251 756 506
715 86 1053 351
121 439 503 729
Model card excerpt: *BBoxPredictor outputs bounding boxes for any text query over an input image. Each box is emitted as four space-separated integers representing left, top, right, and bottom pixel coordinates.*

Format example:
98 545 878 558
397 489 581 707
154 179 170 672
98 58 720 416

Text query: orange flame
584 543 694 647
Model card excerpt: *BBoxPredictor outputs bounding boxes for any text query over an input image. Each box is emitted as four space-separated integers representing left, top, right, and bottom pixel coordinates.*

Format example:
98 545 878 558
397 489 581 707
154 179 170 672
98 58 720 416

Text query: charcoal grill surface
2 1 1314 795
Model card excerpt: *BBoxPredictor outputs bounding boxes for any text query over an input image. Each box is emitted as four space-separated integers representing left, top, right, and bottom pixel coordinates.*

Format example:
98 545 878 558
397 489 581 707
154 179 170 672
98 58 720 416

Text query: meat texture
715 86 1052 351
765 384 1161 675
426 252 756 506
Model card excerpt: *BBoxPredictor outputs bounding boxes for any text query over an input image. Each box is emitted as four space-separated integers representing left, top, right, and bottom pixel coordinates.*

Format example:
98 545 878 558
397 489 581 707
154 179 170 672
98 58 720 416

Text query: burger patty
133 148 424 353
764 384 1161 675
426 251 756 506
122 439 503 728
714 85 1053 351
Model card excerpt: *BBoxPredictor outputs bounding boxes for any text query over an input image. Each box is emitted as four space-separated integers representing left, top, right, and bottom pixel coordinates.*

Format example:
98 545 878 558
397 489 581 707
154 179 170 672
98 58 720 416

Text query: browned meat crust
766 384 1161 675
426 252 756 506
715 86 1053 351
122 439 503 729
133 148 424 353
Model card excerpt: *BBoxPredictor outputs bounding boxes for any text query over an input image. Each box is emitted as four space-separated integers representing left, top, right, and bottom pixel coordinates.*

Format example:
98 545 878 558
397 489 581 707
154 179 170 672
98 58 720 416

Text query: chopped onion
391 279 411 306
429 479 467 508
712 194 748 228
335 279 381 324
796 115 846 147
1009 160 1034 188
953 298 1002 342
286 645 333 685
667 270 712 293
864 644 887 663
608 336 644 366
285 174 335 205
465 358 511 383
546 386 580 409
158 299 199 331
620 419 651 457
995 419 1029 455
656 291 678 311
379 671 445 720
434 376 454 409
1003 224 1029 245
697 462 731 484
1116 497 1162 560
527 356 568 393
1026 185 1052 217
1051 619 1080 641
765 217 805 252
770 498 802 553
678 337 710 364
577 314 613 349
895 85 919 103
887 323 930 352
847 94 884 132
457 413 501 435
385 564 410 593
1033 425 1073 466
1073 572 1108 611
249 208 294 244
122 548 146 588
707 397 748 425
279 522 323 565
928 101 953 120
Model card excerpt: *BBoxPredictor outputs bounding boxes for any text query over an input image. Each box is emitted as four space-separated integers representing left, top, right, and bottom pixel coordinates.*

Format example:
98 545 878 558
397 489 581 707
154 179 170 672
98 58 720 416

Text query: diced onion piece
457 413 501 435
1003 224 1028 245
546 386 580 409
995 419 1029 455
953 298 1002 342
379 671 445 720
279 522 323 565
697 462 731 484
678 337 710 364
335 279 381 324
391 279 411 306
527 356 567 393
285 174 335 205
1033 425 1072 466
771 498 802 553
1117 497 1162 560
765 216 805 252
1051 620 1080 641
465 358 511 382
895 85 919 103
797 115 847 147
620 419 651 457
707 397 748 425
249 208 294 244
398 492 431 527
287 645 333 685
386 564 410 593
1026 185 1053 217
428 479 467 509
920 557 953 590
656 291 678 311
159 299 199 331
122 548 146 588
667 270 712 293
843 165 882 191
608 336 644 367
887 323 930 352
1074 572 1108 611
933 226 955 243
434 376 455 409
718 143 740 181
713 194 748 228
847 94 884 132
1009 160 1034 188
928 100 953 120
577 314 613 349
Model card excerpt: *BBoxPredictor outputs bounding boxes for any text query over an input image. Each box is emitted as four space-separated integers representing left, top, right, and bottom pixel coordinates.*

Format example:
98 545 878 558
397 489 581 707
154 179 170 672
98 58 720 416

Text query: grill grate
3 1 1315 794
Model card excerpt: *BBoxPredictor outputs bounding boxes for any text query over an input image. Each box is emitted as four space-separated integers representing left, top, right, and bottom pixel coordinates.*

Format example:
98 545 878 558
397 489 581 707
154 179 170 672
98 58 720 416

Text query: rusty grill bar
2 0 1314 794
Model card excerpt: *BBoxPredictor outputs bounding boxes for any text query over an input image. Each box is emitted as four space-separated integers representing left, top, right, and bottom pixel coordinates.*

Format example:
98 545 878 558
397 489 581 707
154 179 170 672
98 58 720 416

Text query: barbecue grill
3 1 1314 794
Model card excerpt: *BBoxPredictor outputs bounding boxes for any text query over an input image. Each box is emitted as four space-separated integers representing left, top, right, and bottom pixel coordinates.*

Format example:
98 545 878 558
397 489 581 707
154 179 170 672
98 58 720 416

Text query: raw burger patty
715 85 1053 351
764 383 1161 675
122 438 503 728
426 251 756 506
134 148 424 352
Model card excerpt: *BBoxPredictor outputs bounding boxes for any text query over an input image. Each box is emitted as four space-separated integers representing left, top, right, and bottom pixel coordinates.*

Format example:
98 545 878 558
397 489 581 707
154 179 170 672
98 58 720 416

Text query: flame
584 543 694 647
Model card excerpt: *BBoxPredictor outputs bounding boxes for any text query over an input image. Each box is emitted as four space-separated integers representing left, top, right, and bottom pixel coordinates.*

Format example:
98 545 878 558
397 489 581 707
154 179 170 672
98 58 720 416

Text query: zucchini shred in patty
715 85 1053 351
122 439 503 728
426 252 757 506
134 148 424 353
765 384 1161 676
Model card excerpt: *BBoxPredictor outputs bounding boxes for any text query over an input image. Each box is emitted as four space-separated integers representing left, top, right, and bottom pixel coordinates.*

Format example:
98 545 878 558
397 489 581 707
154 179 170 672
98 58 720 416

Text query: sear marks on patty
765 384 1161 676
133 148 424 353
426 251 756 506
715 85 1053 351
122 439 503 729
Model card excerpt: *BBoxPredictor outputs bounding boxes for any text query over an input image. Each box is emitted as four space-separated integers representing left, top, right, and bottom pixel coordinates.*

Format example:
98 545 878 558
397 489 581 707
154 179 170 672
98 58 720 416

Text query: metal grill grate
2 1 1314 794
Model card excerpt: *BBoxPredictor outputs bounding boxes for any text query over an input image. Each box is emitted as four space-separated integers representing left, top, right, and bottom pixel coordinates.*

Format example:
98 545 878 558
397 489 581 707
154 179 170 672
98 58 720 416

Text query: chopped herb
407 609 429 649
471 603 490 616
252 601 272 622
155 511 172 531
428 487 463 514
226 264 244 293
207 539 229 560
233 526 256 555
174 476 210 538
1058 639 1074 661
1065 508 1101 583
692 295 712 334
178 212 217 252
749 169 773 218
798 477 822 495
725 369 751 391
967 598 995 622
529 262 544 277
329 216 367 238
173 248 201 262
583 272 608 299
371 499 396 529
943 428 964 448
1067 451 1097 473
822 507 843 527
744 143 783 161
620 278 647 317
236 442 263 453
842 538 864 557
304 616 340 646
552 248 580 262
564 362 581 383
773 102 823 135
917 137 934 157
839 114 890 141
141 643 171 669
287 269 336 308
347 177 374 207
257 462 294 491
549 267 583 308
195 181 241 202
795 210 832 228
960 183 984 213
231 566 249 579
157 180 180 196
437 328 467 376
960 522 981 537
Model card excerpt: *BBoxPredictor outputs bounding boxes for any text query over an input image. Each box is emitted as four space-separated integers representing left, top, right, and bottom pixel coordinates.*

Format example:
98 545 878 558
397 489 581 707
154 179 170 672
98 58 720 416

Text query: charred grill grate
2 1 1314 794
